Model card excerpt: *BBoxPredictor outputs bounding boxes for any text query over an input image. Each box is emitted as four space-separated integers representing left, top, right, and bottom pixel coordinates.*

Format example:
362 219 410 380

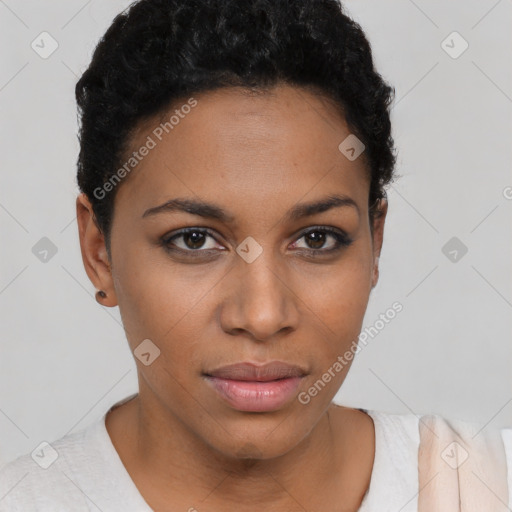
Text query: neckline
95 395 380 511
94 393 154 510
355 407 377 509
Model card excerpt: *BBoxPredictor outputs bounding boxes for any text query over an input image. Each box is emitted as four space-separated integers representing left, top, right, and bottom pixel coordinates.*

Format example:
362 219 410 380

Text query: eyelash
160 226 353 258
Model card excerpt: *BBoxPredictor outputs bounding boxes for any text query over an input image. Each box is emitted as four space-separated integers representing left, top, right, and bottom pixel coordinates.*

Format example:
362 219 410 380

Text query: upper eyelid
165 226 347 248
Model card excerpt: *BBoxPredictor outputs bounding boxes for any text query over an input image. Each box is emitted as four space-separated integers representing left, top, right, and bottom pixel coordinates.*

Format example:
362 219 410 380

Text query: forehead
113 84 370 221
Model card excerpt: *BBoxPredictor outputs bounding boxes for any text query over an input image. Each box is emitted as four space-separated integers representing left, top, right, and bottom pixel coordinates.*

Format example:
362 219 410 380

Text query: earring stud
96 290 107 301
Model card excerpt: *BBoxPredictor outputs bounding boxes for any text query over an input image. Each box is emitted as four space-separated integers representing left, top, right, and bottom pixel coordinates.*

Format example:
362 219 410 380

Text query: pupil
307 231 325 249
185 231 205 249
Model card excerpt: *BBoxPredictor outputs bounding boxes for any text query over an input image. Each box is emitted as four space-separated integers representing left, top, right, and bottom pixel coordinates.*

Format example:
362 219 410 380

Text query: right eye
161 227 225 254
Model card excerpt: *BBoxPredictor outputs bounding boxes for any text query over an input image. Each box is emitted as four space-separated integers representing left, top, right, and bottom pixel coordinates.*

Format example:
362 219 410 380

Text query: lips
203 361 307 412
205 361 307 381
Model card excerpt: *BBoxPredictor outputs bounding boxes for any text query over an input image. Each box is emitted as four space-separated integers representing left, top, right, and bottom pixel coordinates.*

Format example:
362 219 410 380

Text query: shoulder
355 408 512 511
347 408 420 512
360 408 420 478
415 413 511 510
0 421 102 511
415 412 512 467
361 408 512 459
361 407 420 458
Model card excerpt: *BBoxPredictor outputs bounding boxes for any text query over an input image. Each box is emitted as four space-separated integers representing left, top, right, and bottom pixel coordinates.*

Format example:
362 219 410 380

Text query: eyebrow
142 194 359 222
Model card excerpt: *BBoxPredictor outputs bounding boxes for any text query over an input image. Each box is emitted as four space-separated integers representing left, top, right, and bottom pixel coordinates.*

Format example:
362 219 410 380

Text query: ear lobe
370 198 388 289
76 193 118 307
371 256 380 289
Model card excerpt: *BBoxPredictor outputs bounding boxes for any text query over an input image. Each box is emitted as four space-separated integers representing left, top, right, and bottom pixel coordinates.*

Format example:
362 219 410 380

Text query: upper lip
205 361 307 382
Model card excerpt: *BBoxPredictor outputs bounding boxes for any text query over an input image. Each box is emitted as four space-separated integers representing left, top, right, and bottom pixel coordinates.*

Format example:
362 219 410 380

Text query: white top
0 394 510 512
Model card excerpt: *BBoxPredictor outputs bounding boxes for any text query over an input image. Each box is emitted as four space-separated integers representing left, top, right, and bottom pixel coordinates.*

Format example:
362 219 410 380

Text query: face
77 84 387 460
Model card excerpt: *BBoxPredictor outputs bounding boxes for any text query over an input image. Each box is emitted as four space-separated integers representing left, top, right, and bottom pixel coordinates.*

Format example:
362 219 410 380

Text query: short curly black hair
76 0 397 257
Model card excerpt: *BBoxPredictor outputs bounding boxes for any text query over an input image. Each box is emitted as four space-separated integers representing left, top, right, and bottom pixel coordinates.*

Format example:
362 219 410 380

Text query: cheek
308 247 373 316
113 261 210 399
301 251 373 360
113 247 219 352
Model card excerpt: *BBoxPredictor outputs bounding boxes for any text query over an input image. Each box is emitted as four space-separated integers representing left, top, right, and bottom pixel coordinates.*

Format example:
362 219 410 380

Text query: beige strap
418 414 509 511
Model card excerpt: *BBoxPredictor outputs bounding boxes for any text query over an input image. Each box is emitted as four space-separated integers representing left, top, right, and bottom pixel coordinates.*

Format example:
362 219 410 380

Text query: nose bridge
223 247 298 340
241 251 283 301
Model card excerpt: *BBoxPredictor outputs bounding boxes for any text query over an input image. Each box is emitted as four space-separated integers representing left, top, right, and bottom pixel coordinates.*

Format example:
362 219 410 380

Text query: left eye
291 227 352 252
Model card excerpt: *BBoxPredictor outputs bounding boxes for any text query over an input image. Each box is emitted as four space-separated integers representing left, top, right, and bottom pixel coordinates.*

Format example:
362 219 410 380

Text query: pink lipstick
204 361 306 412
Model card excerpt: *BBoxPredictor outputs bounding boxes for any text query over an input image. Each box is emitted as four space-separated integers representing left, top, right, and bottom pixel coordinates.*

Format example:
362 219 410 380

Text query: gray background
1 0 511 466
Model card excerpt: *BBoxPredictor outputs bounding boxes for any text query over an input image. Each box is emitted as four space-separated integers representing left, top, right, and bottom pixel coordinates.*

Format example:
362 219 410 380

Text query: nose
219 255 300 342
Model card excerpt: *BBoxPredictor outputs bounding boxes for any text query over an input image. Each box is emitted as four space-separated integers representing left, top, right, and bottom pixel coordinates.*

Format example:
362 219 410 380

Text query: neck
106 390 374 511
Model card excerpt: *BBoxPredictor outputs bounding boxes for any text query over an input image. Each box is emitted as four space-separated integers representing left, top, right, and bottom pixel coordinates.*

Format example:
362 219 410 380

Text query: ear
370 198 388 289
76 193 118 306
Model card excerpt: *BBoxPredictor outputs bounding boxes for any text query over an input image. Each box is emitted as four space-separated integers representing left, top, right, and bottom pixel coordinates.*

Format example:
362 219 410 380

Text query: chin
203 419 311 463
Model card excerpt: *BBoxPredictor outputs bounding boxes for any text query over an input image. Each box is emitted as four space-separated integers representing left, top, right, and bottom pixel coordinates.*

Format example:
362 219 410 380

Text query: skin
76 84 387 511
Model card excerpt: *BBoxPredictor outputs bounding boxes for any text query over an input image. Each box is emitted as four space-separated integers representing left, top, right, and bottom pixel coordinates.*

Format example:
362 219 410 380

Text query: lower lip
204 376 303 412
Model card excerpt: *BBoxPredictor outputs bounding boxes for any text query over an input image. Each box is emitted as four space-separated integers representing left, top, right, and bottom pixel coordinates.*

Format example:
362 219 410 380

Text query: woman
0 0 510 510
